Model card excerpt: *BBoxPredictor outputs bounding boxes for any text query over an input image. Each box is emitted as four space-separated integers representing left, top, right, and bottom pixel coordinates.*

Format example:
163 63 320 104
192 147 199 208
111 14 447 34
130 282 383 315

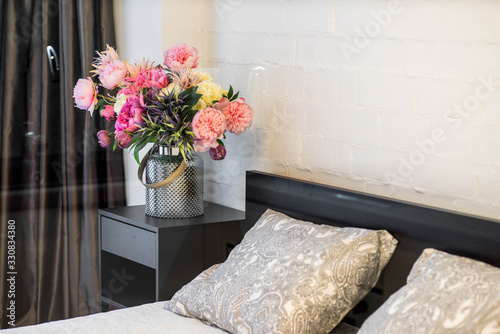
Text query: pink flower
73 77 98 115
209 145 226 160
100 105 116 121
163 44 200 71
191 107 226 152
97 130 112 148
115 96 145 133
115 131 132 149
170 69 201 89
99 60 127 89
119 67 168 96
148 67 168 89
213 97 230 112
125 58 154 78
223 98 254 135
91 45 121 76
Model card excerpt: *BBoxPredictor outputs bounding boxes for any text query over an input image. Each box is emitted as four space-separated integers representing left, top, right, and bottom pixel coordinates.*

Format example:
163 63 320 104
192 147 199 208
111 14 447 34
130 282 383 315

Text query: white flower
114 94 128 115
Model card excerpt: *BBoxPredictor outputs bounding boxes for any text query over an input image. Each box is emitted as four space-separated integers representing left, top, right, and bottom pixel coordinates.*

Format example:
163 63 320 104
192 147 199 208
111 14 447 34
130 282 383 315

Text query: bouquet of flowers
73 43 254 162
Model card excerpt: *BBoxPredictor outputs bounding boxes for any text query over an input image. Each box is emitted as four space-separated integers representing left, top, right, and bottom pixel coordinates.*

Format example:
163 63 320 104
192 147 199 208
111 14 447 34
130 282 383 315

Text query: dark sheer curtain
0 0 125 328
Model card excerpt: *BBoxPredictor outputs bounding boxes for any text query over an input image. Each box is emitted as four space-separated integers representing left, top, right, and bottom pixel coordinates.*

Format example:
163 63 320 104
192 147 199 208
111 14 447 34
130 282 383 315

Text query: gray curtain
0 0 125 328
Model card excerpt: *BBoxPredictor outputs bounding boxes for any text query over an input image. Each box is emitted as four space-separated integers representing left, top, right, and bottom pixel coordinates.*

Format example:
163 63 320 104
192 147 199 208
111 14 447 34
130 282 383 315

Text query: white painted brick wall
202 0 500 220
117 0 500 220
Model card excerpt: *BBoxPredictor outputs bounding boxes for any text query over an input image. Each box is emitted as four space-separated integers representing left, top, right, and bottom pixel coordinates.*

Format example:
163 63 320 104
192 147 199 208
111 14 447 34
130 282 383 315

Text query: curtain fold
0 0 125 328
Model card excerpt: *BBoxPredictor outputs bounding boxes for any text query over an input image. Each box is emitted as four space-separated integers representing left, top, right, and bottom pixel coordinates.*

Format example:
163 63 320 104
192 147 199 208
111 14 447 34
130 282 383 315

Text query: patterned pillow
358 248 500 334
165 209 397 334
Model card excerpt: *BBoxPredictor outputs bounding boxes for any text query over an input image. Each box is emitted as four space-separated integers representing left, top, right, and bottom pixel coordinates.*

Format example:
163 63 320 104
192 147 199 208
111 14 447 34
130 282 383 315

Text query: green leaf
183 93 202 109
216 139 225 147
182 109 198 122
133 135 150 158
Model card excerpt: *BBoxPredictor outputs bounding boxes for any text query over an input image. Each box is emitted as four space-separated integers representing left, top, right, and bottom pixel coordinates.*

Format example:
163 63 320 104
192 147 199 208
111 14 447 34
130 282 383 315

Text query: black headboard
243 170 500 325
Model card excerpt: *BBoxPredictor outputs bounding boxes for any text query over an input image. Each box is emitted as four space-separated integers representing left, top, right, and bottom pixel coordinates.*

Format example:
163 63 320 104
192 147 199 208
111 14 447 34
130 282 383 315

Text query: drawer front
101 217 156 268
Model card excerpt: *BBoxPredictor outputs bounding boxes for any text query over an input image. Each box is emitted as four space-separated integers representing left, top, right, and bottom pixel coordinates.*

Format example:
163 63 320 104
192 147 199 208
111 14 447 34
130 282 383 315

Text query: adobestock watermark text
341 0 403 61
385 74 499 185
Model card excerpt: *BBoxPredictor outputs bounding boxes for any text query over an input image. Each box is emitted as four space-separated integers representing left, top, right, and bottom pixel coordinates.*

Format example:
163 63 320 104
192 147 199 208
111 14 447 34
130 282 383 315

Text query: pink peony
100 105 116 121
99 60 127 90
223 98 254 135
115 95 145 133
193 140 208 152
97 130 112 148
148 67 168 89
115 131 132 149
209 145 226 160
73 77 98 115
163 44 199 71
213 97 230 112
191 107 226 152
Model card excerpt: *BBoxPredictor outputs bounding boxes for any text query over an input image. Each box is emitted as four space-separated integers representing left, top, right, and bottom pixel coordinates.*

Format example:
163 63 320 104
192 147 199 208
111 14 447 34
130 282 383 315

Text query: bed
6 170 500 333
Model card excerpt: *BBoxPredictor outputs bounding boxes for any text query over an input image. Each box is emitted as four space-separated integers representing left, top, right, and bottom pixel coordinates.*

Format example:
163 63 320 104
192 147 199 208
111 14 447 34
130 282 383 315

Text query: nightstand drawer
101 217 156 268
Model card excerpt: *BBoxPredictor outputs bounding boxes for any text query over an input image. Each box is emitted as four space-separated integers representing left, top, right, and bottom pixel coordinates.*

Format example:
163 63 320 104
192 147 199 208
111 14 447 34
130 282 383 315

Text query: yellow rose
198 81 223 106
194 98 207 111
193 71 212 82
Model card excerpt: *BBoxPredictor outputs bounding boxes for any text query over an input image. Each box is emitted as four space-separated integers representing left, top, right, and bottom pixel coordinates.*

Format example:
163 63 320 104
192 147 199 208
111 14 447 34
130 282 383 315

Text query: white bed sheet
4 302 228 334
4 301 359 334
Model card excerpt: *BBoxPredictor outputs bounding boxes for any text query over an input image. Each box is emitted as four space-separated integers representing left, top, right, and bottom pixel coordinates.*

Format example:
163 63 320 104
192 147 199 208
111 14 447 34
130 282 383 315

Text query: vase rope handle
138 150 187 189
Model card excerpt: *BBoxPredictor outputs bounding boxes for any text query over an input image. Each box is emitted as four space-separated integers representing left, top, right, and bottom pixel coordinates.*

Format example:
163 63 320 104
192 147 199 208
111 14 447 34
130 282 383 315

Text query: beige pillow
358 248 500 334
165 209 397 334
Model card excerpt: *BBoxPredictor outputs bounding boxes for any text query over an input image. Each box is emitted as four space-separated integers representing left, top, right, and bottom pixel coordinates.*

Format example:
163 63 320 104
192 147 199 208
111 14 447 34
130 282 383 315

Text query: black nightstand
98 202 245 311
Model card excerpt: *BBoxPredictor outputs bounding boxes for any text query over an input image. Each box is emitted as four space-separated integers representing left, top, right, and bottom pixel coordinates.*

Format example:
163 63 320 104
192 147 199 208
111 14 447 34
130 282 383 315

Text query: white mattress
4 301 359 334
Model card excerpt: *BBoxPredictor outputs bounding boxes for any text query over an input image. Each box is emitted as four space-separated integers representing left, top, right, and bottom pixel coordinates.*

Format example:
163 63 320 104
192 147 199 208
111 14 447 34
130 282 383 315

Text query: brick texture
118 0 500 220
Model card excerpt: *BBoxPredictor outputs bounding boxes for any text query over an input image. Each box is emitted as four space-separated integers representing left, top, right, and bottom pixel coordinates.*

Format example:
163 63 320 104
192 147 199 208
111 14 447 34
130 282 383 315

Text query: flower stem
98 94 115 102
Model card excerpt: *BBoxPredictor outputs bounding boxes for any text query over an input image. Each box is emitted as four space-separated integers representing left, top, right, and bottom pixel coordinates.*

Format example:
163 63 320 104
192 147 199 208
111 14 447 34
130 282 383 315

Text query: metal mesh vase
145 147 204 219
